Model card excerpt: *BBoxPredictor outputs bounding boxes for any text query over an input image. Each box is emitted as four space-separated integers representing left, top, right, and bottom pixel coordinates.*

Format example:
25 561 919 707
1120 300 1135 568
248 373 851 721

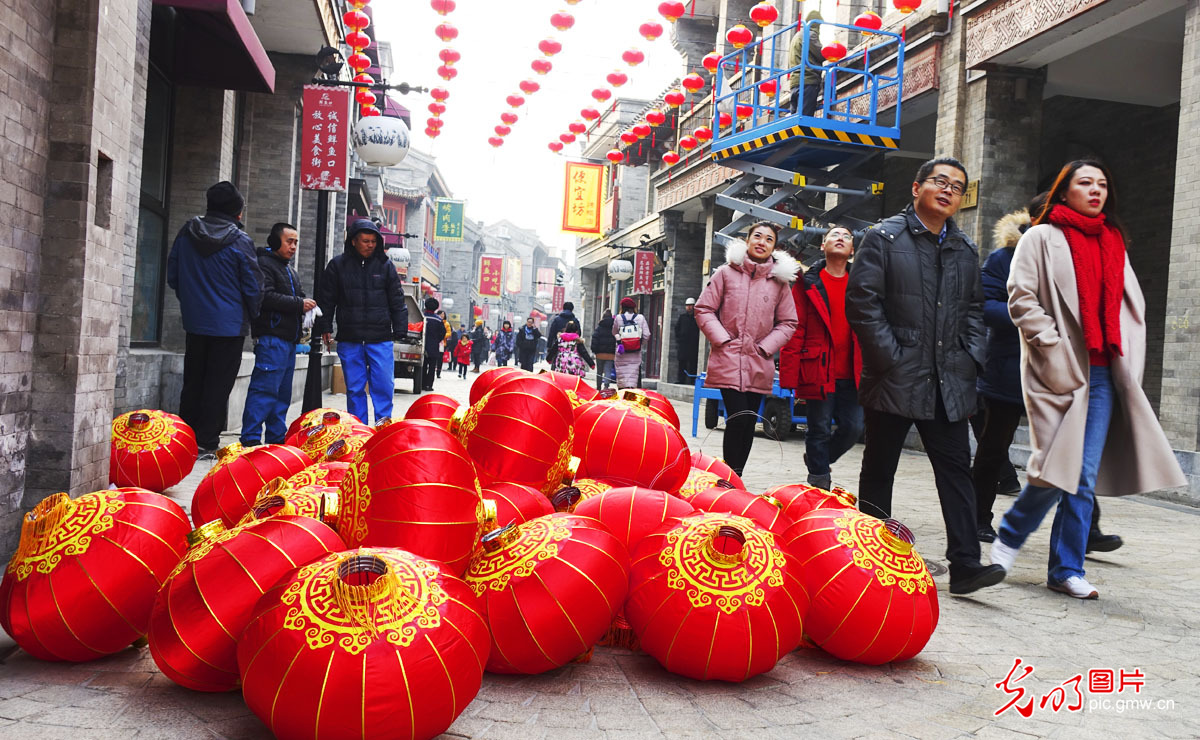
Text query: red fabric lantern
662 150 680 166
690 450 746 489
606 149 624 163
438 47 461 65
572 397 691 492
353 72 374 85
853 11 883 33
501 111 519 125
664 89 685 108
425 127 441 138
1 489 190 661
345 30 370 51
453 376 575 496
559 133 576 146
693 125 714 142
436 64 458 81
495 124 512 137
736 103 754 120
238 548 490 740
572 477 616 502
431 86 451 102
426 116 444 130
548 141 564 153
347 52 371 72
689 486 793 535
606 70 628 87
573 487 694 551
339 420 483 575
235 475 337 528
591 87 612 102
749 1 779 28
569 120 588 135
702 50 722 73
678 135 699 151
717 110 733 128
488 136 505 148
580 106 601 121
288 460 351 490
322 435 370 464
762 482 857 522
536 370 599 407
759 79 778 97
109 409 197 492
681 72 706 93
822 42 848 62
482 482 553 528
538 37 562 56
469 366 527 405
784 510 938 664
286 413 374 459
466 514 629 673
625 512 808 681
519 79 540 95
404 392 460 429
550 10 575 31
676 468 730 500
531 58 553 75
639 20 664 41
631 123 651 139
619 131 638 145
148 515 344 691
191 443 312 528
657 1 685 22
434 21 458 41
646 108 666 126
622 48 645 66
726 23 754 49
431 0 455 15
428 101 446 116
342 9 369 30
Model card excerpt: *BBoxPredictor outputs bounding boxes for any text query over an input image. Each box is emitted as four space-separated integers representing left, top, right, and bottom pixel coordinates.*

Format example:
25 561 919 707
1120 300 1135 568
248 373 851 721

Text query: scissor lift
710 20 906 251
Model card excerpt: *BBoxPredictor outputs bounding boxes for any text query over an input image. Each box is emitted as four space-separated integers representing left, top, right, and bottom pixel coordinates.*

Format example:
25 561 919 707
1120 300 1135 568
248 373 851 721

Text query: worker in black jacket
315 219 408 424
240 223 314 446
847 156 1002 596
422 297 447 391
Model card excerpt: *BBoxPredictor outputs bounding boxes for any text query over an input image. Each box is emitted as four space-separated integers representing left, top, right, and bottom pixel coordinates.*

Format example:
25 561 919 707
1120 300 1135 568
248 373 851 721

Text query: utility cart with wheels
691 373 806 440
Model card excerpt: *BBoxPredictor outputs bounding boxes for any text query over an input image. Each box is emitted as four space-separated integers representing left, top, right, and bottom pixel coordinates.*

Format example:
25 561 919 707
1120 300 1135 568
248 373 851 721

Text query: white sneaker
1048 576 1099 599
990 540 1020 572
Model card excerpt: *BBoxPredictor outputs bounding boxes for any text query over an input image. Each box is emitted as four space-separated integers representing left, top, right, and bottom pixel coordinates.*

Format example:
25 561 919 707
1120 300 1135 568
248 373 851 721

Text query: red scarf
1047 205 1125 364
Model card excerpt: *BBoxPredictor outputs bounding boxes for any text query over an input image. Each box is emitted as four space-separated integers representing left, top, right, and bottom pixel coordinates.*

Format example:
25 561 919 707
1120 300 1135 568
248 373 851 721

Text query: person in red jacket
454 335 473 379
780 226 864 490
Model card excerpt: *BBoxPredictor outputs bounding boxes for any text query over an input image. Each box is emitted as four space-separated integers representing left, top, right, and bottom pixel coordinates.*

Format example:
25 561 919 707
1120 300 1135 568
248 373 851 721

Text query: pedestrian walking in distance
694 222 799 477
454 334 472 379
552 320 595 377
590 309 617 391
990 160 1185 599
515 316 541 372
494 320 516 366
612 297 651 389
421 297 446 392
673 298 700 383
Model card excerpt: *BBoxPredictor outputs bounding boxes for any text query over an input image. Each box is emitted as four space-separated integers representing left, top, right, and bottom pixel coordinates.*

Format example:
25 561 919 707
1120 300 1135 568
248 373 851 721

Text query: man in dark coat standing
515 316 541 372
673 298 700 383
847 157 1004 596
167 181 262 454
422 297 446 391
316 219 408 424
239 222 314 446
546 301 577 366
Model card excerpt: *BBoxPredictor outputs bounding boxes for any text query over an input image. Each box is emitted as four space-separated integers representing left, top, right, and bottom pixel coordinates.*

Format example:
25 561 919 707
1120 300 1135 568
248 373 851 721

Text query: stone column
661 211 705 386
932 11 967 160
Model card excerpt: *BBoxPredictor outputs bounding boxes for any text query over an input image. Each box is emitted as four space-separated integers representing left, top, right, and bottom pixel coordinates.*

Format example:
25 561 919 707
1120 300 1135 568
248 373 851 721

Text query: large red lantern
726 23 754 49
572 477 616 502
454 376 575 495
520 79 541 94
762 482 857 522
537 370 599 406
572 397 691 492
784 510 938 664
148 515 344 691
658 1 685 22
1 489 190 661
347 52 371 73
110 409 197 492
573 487 694 550
676 468 733 499
238 548 490 740
550 10 575 31
360 105 381 117
689 485 793 535
469 366 527 405
749 1 779 28
434 21 458 41
426 116 445 130
499 111 518 125
404 392 460 429
191 443 312 528
466 514 629 673
632 122 652 139
538 37 562 56
625 512 808 681
288 460 351 489
559 132 576 144
482 482 554 528
639 20 664 41
691 450 746 489
338 420 483 574
285 412 374 459
286 408 362 441
235 475 338 528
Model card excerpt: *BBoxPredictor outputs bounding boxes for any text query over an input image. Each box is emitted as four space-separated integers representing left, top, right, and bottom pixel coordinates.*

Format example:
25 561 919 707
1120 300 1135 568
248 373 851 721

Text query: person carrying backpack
612 297 650 389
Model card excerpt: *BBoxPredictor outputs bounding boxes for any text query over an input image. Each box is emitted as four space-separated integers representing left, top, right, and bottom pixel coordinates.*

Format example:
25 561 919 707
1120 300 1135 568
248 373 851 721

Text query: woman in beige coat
990 160 1185 599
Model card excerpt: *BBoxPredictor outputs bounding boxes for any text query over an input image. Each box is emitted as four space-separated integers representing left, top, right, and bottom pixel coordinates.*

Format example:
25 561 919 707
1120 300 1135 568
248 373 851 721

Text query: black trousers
517 350 535 372
180 333 244 450
676 348 698 384
858 398 981 569
720 389 762 477
422 352 439 390
971 397 1024 530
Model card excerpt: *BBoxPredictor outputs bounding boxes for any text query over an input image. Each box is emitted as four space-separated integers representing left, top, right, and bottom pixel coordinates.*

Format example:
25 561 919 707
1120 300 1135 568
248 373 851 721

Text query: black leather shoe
997 477 1022 495
1086 533 1123 553
977 527 997 543
949 563 1006 595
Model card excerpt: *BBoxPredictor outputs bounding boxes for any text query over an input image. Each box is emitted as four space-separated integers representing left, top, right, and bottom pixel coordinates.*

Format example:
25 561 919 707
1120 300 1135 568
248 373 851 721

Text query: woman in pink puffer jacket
694 222 799 476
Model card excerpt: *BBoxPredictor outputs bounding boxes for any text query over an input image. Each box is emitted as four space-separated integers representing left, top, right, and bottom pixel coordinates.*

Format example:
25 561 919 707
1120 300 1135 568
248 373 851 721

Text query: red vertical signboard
552 286 565 313
633 250 655 295
300 85 352 191
479 256 504 297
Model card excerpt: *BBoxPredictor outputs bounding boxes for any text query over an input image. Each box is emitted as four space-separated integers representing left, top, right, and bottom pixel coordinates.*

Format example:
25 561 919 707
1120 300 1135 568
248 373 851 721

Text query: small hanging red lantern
622 48 645 66
726 23 754 49
355 88 377 106
657 0 685 22
360 103 381 117
664 89 686 108
759 79 778 97
537 37 562 56
519 79 541 94
434 21 458 41
693 125 714 142
191 443 312 528
548 141 564 152
568 120 587 135
345 30 370 51
702 50 723 73
749 1 779 28
436 64 458 80
559 132 576 144
488 136 504 147
550 10 575 31
894 0 921 10
109 410 197 492
661 150 681 165
822 41 848 62
428 101 446 115
853 11 884 34
646 108 666 126
347 52 371 72
430 0 455 14
348 0 369 8
430 86 451 102
681 72 706 93
606 70 628 87
481 482 553 528
592 87 612 102
717 110 733 128
342 9 369 30
580 107 600 121
606 149 624 163
678 134 699 151
531 58 553 75
352 72 374 85
425 127 440 137
632 122 651 139
619 131 638 145
736 103 754 120
473 305 484 317
500 111 519 125
494 124 512 137
690 450 746 488
639 20 664 41
505 93 526 108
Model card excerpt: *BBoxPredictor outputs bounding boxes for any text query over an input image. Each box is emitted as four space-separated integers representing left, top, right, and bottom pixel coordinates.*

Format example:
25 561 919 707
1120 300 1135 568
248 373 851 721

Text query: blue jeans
804 379 864 477
240 335 296 446
998 365 1112 583
337 341 394 424
595 358 615 390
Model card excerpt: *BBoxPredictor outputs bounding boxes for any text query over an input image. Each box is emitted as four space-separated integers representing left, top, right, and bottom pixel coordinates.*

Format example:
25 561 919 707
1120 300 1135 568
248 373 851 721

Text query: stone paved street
2 369 1198 739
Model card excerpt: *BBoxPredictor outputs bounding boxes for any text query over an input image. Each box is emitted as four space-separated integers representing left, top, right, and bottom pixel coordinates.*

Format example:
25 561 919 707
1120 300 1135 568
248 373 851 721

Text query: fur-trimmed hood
723 238 800 283
993 209 1031 250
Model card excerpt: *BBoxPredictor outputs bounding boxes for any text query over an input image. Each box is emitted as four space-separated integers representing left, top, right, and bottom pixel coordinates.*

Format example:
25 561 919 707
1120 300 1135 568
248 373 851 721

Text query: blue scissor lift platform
709 20 906 246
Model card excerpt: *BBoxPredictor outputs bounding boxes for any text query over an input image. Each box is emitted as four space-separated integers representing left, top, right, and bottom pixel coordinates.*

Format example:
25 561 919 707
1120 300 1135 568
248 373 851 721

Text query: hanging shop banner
633 250 655 295
552 286 566 313
536 267 556 294
479 255 504 297
506 257 523 295
562 161 604 235
435 199 465 241
300 85 351 191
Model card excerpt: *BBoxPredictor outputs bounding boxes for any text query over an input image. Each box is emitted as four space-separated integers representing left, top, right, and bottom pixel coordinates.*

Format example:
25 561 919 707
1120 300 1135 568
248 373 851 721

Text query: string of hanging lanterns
425 0 459 139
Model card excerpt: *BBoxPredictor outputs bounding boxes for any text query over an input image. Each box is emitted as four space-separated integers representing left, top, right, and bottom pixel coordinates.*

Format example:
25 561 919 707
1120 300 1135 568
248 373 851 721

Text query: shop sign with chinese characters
562 161 604 235
435 199 464 240
479 255 504 297
633 250 655 295
552 286 565 313
300 86 351 192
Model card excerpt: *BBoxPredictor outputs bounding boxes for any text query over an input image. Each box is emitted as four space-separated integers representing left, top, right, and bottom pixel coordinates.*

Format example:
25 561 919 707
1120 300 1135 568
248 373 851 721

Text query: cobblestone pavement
2 367 1198 739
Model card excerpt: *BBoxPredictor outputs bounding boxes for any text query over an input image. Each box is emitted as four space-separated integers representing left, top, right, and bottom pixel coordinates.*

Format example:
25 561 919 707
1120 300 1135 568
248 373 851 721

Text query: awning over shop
155 0 275 93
